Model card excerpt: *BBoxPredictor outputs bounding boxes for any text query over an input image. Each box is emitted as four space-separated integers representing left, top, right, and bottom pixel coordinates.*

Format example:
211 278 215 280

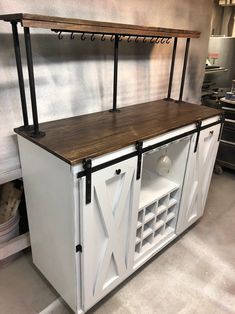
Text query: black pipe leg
164 37 178 101
110 34 120 112
11 22 29 130
176 38 190 103
24 27 45 137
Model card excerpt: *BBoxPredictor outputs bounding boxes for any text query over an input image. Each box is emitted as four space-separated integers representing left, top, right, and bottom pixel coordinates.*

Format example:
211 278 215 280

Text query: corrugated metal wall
0 0 213 182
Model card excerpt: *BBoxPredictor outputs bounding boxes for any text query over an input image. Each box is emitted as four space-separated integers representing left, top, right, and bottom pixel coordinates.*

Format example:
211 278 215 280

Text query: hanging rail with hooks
53 30 172 44
0 13 200 138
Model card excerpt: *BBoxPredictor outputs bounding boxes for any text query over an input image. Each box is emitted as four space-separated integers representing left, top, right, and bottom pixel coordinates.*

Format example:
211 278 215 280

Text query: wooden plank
0 232 30 260
0 13 200 38
0 168 22 185
14 100 222 165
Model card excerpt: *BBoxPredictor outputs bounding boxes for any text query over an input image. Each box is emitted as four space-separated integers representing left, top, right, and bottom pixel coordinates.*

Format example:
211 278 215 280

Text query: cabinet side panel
17 136 78 312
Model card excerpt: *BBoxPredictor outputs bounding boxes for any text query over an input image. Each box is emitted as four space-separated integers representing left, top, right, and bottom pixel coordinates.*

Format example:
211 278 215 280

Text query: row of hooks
56 32 171 44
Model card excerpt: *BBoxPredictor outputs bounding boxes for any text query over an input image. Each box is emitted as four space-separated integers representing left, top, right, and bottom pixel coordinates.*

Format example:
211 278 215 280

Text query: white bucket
0 212 20 266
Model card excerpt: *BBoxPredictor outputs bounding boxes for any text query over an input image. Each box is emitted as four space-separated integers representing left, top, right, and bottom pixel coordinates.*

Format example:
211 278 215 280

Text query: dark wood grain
14 100 221 165
0 13 200 38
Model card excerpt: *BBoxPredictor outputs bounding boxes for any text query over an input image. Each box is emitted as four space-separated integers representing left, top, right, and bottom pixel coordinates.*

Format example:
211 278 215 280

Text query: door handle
115 169 121 175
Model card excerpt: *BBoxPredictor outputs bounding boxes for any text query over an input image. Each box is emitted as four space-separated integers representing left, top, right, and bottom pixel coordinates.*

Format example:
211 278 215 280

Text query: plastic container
231 79 235 94
0 212 20 266
225 92 235 101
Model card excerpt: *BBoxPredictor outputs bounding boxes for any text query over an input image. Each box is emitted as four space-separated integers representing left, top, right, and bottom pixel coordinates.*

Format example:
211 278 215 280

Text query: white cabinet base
17 116 221 313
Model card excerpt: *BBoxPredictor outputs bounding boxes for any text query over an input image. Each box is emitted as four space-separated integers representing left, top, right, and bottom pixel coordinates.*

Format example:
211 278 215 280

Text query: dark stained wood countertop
15 100 221 165
0 13 200 38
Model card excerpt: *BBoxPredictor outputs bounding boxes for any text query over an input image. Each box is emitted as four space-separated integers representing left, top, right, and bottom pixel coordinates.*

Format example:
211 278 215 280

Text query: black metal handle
116 169 121 175
209 130 214 136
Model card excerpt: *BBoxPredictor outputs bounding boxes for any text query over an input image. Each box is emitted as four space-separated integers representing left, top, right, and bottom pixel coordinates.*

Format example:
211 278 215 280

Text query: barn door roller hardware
194 120 202 153
136 141 143 180
83 159 92 204
218 114 225 141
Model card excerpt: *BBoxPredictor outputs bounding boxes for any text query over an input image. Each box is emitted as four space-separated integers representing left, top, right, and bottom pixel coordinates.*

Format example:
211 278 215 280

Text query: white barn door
198 124 220 215
80 157 139 311
177 133 200 234
177 123 221 234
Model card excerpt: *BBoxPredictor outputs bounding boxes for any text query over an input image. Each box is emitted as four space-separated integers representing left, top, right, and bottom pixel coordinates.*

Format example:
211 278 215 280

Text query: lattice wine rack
135 187 180 259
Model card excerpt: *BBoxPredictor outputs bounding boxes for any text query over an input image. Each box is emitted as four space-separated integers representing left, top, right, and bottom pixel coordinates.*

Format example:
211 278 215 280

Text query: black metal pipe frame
11 22 29 129
109 34 120 112
165 37 178 101
24 27 45 137
177 38 190 102
83 159 92 204
51 29 173 113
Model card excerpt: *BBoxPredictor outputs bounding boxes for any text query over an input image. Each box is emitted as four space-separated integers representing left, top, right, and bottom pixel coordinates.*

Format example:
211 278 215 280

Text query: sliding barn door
80 157 139 311
198 124 220 216
177 133 200 234
177 123 221 234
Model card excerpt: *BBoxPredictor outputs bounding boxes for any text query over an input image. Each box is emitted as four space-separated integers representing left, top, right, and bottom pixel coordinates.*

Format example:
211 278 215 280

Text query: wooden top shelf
0 13 200 38
15 100 221 165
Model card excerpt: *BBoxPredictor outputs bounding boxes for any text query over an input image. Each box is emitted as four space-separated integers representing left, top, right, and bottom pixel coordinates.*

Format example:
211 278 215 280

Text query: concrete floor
0 170 235 314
